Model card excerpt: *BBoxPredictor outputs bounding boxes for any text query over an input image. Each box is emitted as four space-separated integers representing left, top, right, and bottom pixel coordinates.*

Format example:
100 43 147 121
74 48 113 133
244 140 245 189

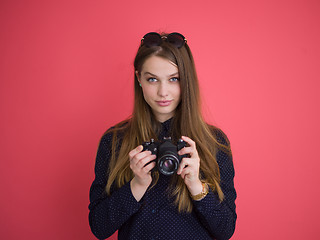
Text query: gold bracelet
191 182 209 201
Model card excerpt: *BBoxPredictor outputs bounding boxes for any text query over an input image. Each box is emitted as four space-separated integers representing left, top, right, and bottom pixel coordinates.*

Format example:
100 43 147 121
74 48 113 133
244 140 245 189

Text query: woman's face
137 55 181 123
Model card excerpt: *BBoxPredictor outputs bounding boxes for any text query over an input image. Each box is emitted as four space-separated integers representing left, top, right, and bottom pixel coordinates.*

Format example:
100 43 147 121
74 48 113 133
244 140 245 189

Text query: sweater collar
158 117 173 139
160 118 172 132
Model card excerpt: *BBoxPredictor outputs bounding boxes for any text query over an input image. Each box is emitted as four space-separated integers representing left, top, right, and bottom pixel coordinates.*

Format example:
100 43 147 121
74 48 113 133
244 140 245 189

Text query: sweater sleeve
88 132 142 240
192 130 237 240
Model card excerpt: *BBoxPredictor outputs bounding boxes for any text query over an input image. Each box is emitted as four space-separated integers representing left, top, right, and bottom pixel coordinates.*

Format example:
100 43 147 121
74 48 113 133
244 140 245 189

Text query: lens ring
142 32 162 47
166 32 186 48
158 154 179 175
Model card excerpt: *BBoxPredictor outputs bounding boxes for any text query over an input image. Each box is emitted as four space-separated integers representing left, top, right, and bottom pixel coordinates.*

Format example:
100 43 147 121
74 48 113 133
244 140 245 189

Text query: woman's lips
156 100 172 106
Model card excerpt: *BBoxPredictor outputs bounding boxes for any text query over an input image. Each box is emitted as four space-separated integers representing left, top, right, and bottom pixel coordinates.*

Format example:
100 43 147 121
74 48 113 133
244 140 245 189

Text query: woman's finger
130 150 152 165
129 145 143 159
180 168 191 179
178 146 192 156
143 161 156 173
177 157 191 174
181 136 196 148
136 154 156 169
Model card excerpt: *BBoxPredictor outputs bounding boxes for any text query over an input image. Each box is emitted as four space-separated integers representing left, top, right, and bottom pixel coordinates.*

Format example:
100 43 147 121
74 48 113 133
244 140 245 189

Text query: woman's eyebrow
143 72 179 77
168 72 179 77
143 72 157 77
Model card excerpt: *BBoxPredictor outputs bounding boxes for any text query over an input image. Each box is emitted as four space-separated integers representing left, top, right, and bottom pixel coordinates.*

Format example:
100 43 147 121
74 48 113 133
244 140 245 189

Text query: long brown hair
105 33 231 212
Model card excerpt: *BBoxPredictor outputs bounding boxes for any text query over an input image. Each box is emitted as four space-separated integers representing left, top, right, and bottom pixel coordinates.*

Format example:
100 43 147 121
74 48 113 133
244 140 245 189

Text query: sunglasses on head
141 32 187 49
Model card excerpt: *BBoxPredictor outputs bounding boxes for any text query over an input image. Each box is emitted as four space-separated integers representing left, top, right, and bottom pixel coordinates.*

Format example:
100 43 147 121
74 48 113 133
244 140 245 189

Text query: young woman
89 32 237 240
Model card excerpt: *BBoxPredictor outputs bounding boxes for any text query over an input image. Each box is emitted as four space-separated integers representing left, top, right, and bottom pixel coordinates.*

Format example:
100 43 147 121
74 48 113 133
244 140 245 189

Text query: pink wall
1 0 320 239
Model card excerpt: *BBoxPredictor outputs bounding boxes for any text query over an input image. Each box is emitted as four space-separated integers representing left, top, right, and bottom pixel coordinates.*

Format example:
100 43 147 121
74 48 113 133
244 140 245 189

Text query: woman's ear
135 70 141 85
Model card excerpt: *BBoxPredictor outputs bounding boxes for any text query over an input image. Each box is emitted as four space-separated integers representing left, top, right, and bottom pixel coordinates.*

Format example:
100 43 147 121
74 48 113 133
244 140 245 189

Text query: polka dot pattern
89 119 237 240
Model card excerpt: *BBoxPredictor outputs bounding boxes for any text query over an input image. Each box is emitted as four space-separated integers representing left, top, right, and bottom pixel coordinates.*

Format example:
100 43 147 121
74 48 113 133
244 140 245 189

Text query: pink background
1 0 320 239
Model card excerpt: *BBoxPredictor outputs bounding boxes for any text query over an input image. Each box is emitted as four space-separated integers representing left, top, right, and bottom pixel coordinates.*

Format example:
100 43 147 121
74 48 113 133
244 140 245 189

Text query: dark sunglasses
141 32 187 49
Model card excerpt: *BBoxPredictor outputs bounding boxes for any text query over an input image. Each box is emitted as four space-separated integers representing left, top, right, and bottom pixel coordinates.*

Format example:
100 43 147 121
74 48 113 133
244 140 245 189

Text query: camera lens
158 153 179 175
163 159 175 172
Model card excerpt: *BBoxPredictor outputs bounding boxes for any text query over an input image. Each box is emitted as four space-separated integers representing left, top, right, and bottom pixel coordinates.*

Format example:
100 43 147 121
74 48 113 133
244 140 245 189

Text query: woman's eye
147 78 157 82
170 77 179 82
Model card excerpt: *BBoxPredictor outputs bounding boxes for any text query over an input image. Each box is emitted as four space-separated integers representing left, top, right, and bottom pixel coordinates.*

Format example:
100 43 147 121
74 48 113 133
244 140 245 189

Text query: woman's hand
177 136 203 196
129 145 156 201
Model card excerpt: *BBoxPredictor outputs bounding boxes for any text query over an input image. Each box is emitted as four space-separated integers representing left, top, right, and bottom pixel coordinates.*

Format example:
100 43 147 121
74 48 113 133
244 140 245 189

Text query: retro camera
142 137 187 175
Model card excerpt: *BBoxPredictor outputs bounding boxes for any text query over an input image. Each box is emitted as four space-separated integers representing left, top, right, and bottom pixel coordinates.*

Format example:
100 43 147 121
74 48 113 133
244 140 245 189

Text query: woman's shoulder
207 125 233 163
207 124 230 147
101 119 130 141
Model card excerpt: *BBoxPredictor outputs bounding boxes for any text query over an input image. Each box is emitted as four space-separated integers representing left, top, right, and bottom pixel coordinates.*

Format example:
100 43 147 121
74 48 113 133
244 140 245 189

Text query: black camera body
142 137 187 175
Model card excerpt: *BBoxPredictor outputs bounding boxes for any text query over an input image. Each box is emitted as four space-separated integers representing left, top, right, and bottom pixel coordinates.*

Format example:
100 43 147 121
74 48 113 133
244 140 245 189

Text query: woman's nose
158 82 169 97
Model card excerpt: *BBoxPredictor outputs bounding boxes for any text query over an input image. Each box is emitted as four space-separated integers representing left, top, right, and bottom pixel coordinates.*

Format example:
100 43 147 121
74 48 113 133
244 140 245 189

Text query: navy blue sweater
89 119 237 239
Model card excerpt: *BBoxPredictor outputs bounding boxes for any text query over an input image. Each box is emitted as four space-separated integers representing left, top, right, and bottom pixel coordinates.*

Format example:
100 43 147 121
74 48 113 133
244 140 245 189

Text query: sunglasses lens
142 32 162 47
166 33 186 48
